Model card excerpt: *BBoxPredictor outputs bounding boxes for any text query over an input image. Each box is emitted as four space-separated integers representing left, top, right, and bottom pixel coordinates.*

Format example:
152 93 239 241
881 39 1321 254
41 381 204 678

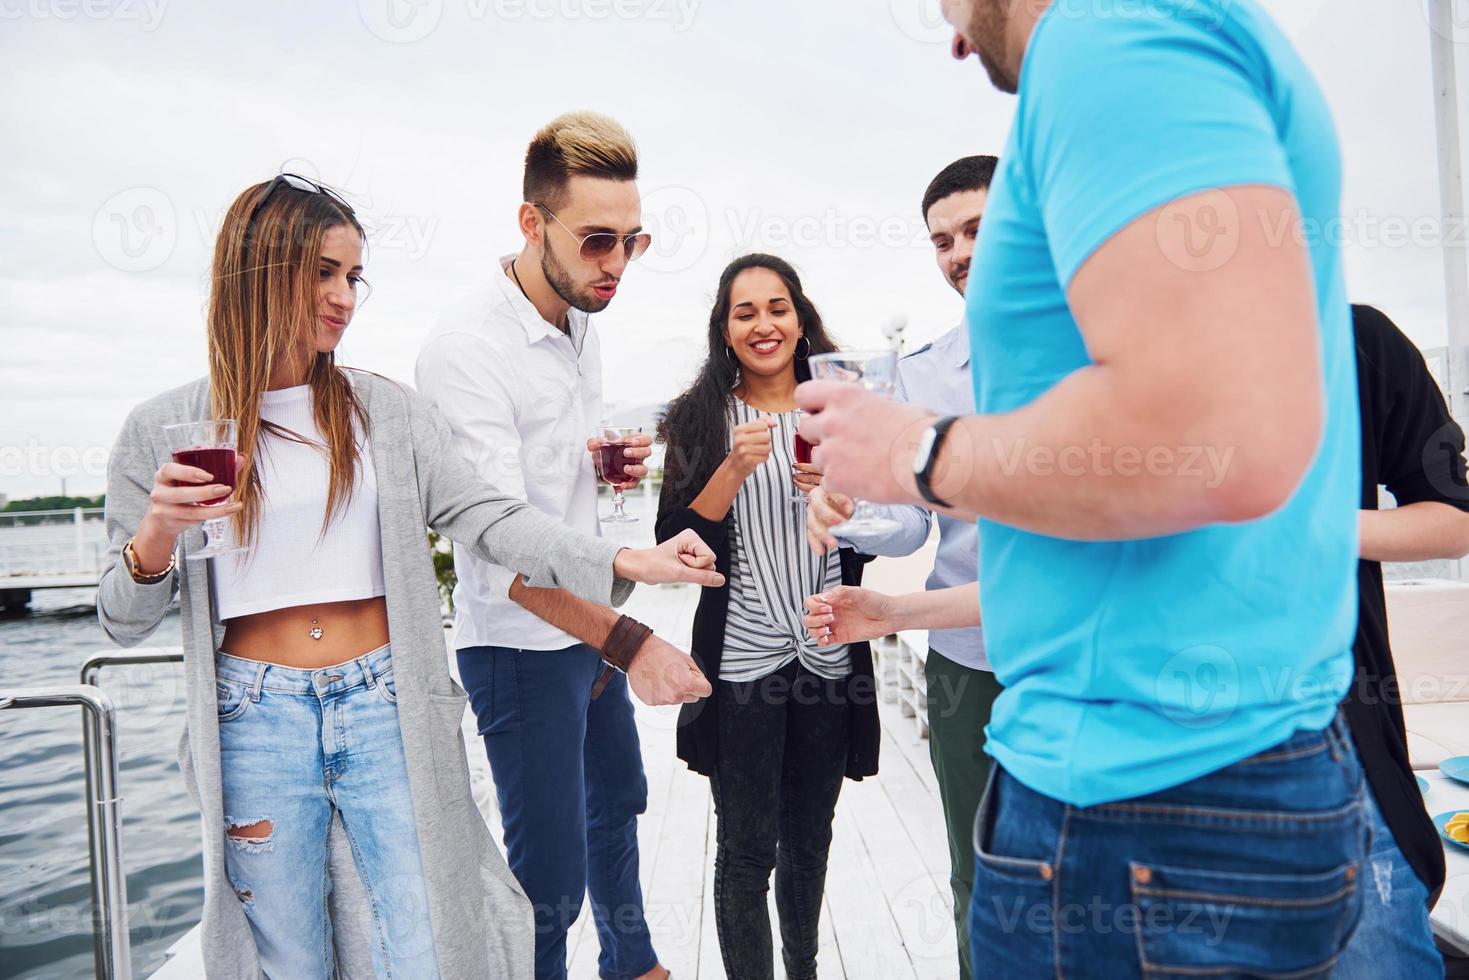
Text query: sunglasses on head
532 202 652 262
246 173 356 232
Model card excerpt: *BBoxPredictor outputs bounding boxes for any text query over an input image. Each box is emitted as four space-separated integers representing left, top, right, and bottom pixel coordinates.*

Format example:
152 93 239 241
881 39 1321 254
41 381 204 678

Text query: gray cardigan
98 370 633 979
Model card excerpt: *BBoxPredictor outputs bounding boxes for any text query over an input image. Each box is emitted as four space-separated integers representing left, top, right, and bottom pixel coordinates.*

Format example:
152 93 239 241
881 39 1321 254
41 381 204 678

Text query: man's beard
968 0 1020 94
541 240 611 314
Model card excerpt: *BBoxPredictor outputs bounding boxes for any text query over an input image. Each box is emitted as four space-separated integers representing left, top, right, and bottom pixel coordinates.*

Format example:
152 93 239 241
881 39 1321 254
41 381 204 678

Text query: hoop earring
725 346 740 371
795 334 811 359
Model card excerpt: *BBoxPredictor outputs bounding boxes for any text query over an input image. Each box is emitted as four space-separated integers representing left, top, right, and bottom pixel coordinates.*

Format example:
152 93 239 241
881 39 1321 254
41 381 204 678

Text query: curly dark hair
656 253 841 510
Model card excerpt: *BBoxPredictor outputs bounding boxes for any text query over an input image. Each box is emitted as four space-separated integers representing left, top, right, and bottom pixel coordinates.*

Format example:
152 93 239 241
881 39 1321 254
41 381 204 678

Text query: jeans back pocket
1129 858 1360 979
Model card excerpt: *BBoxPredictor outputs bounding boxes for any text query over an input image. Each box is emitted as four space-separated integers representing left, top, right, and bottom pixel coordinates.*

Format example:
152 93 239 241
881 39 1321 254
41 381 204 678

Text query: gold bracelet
123 537 175 585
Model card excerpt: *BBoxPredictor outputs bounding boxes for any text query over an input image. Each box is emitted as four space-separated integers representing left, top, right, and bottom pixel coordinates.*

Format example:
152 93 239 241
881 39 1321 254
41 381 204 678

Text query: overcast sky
2 0 1467 499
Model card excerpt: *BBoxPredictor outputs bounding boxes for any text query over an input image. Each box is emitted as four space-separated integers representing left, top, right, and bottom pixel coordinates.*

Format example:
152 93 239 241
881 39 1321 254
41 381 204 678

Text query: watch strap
915 416 960 509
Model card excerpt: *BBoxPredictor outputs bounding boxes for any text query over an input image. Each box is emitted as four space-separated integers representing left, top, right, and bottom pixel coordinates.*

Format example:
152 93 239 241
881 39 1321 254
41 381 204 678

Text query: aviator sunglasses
532 202 652 262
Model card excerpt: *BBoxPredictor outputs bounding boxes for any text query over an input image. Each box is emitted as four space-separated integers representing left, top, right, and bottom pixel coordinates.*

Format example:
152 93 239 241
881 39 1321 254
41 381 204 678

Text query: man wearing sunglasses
417 112 694 980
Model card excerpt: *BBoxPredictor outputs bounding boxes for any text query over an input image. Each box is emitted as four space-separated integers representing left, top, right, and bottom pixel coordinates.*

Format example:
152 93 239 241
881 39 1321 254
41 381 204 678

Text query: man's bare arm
508 576 712 705
801 582 981 647
801 186 1326 541
1360 502 1469 563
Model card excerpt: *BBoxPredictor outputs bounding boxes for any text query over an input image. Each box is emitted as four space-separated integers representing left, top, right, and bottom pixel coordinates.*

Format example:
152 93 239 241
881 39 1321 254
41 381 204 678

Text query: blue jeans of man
458 643 657 980
970 715 1369 979
1333 784 1444 978
216 644 439 980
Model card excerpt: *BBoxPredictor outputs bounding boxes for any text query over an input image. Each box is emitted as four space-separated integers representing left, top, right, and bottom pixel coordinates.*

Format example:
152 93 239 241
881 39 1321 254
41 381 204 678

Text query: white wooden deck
454 581 960 980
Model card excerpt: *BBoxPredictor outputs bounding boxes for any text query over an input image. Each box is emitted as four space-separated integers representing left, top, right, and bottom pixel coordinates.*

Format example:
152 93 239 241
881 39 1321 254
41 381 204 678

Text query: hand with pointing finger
727 416 778 481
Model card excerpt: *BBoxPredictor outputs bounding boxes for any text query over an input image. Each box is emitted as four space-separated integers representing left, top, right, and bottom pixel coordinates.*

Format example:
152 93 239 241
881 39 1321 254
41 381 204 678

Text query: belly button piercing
309 618 323 640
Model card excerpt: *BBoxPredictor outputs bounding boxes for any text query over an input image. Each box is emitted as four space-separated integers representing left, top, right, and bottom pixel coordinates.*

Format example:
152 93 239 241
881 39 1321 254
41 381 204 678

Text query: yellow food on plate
1446 811 1469 843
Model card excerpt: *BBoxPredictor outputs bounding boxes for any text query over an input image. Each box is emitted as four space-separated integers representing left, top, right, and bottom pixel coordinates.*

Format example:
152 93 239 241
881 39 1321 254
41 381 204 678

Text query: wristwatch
912 416 959 509
123 537 176 584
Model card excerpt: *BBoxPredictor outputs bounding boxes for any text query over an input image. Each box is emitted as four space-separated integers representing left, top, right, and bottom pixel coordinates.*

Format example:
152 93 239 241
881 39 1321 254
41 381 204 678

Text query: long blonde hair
207 179 369 548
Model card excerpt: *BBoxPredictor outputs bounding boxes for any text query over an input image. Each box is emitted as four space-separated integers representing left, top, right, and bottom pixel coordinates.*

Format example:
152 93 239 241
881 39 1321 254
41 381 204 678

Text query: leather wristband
591 615 653 699
602 615 652 672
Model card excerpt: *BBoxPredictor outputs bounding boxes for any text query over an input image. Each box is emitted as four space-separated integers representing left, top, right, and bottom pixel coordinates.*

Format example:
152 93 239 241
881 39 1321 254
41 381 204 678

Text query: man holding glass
801 1 1366 975
807 154 998 980
416 111 701 980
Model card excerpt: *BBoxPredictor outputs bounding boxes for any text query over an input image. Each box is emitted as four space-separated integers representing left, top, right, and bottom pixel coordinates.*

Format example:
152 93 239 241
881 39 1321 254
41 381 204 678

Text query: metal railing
80 652 185 980
0 649 185 980
0 507 106 528
0 683 131 979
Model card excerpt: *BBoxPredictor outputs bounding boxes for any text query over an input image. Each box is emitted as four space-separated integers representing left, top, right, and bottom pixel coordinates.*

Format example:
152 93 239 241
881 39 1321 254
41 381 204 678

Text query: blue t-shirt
966 0 1360 807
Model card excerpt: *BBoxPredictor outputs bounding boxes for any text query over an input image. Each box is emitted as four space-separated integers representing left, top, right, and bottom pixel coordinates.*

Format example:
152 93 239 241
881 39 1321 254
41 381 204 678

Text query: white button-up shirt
415 256 606 652
835 323 987 670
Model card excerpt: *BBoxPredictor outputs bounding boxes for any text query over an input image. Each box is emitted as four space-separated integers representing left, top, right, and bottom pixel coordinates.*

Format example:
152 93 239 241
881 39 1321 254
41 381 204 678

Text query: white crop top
211 384 386 621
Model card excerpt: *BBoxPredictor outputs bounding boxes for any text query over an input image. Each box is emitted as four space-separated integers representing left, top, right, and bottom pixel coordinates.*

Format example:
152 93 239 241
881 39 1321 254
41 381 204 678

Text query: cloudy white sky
2 0 1467 499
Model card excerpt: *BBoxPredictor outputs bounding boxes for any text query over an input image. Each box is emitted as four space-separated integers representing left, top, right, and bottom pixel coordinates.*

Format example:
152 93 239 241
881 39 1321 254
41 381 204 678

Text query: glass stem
204 517 228 550
612 489 627 519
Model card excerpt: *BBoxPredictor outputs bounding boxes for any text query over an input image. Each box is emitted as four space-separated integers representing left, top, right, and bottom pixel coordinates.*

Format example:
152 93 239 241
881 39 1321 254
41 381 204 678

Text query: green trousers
925 649 1003 980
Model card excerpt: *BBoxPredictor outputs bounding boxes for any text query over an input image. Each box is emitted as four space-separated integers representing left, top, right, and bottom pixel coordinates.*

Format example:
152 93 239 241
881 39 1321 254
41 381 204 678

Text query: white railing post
74 507 87 573
1430 0 1469 580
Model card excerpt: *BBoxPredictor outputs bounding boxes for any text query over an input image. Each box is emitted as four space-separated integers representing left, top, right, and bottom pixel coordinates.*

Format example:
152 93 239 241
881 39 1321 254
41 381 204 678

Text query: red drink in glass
172 447 238 505
593 425 642 524
794 433 813 466
596 442 632 486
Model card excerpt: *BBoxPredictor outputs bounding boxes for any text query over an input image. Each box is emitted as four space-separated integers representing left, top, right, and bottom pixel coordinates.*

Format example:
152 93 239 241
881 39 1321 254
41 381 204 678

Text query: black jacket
1347 304 1464 903
655 482 880 780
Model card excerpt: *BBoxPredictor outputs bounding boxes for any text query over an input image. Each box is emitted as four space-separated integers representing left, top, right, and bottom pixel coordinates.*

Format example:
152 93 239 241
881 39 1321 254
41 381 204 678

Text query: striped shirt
721 397 849 682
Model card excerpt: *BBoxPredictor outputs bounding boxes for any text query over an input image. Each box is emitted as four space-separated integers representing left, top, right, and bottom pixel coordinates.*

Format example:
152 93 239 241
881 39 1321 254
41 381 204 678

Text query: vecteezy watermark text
0 0 168 31
358 0 699 43
991 437 1236 489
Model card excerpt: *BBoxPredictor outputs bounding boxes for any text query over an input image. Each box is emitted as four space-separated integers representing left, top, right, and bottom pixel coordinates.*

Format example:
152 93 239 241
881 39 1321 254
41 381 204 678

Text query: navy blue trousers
458 644 657 980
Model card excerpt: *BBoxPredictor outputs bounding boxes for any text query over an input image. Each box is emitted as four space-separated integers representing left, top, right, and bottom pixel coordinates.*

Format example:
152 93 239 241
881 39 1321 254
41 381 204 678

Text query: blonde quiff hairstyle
523 111 639 209
207 180 369 550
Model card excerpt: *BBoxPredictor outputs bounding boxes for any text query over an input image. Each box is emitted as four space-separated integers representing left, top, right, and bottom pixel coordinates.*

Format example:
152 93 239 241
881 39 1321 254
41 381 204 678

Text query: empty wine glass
162 419 246 560
806 351 903 537
592 424 642 524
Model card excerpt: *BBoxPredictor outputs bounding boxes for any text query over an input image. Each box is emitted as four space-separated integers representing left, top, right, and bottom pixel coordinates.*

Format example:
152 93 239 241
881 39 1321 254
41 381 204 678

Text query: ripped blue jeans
216 644 440 980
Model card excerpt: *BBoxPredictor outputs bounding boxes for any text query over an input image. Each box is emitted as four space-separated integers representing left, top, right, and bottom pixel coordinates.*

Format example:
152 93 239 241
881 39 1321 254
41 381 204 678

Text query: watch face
913 427 937 476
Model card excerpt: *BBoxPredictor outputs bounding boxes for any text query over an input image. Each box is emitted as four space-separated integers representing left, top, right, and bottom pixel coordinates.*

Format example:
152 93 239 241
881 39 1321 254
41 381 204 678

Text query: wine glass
806 351 903 537
161 419 246 560
790 408 815 504
592 425 642 524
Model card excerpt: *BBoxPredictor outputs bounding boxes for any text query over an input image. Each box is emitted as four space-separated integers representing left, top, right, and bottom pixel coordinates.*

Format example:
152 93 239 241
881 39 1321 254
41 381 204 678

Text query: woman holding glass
97 174 721 980
654 253 880 980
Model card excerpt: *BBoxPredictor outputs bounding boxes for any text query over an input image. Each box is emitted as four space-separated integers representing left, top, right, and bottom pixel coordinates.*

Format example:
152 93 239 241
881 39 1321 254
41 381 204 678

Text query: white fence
0 508 108 580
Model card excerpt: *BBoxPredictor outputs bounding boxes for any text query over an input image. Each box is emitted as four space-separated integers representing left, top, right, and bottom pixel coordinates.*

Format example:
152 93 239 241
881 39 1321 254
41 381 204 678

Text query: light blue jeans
1333 785 1444 979
216 644 440 980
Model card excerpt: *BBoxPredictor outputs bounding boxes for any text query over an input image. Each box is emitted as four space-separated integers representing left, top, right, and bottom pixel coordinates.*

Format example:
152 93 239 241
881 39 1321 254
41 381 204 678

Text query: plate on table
1433 811 1469 852
1418 774 1431 795
1439 756 1469 785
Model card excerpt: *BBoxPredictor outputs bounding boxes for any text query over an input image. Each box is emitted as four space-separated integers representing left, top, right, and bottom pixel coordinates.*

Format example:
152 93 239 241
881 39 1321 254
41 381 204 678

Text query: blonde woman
98 173 721 980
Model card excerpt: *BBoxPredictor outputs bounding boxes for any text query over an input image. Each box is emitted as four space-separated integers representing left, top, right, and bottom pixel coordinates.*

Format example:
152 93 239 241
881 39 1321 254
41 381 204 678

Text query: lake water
0 589 198 980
